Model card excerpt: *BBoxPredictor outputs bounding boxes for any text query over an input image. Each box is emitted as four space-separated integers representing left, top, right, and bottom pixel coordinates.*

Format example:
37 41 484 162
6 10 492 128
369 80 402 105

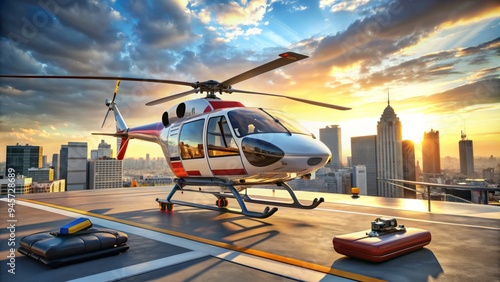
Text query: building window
179 119 205 159
207 116 240 157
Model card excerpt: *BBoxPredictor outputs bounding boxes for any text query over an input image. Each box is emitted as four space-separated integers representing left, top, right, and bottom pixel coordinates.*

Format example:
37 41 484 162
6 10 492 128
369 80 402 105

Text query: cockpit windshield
227 108 312 138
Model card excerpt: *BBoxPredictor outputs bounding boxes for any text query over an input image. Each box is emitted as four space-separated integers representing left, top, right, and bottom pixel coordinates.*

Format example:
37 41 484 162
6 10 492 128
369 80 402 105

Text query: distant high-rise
352 165 367 195
422 129 441 174
27 167 54 182
402 140 416 199
42 155 48 168
66 142 88 191
52 154 59 180
98 139 112 159
320 125 342 169
459 131 474 177
59 145 68 182
88 159 123 189
376 101 403 198
351 135 377 196
6 144 43 176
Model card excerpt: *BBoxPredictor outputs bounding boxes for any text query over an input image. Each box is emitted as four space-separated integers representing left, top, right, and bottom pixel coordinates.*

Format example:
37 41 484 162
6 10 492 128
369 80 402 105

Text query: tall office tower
352 165 368 195
376 101 403 198
402 140 416 198
60 145 68 182
98 139 112 159
422 129 441 174
52 154 59 180
67 142 88 191
459 131 474 177
320 125 342 169
88 159 123 189
42 155 48 168
351 135 377 196
6 144 43 176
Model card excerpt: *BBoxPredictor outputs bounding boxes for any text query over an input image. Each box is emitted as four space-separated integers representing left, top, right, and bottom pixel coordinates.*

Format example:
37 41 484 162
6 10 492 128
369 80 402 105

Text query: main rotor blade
221 52 308 87
146 89 199 106
230 89 352 111
112 80 121 102
0 75 196 87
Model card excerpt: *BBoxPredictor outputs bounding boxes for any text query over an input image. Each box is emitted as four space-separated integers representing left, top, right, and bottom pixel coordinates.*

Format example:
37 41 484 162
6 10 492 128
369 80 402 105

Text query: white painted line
316 208 500 231
67 251 206 282
6 199 351 282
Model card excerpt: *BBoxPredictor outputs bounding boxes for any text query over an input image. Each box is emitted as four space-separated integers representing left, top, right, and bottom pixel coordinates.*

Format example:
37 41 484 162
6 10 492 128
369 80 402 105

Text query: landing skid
240 182 324 209
155 178 323 218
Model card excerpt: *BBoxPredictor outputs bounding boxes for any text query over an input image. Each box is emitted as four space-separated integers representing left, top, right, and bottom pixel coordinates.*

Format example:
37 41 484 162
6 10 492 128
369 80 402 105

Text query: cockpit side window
207 116 240 157
227 108 312 137
179 119 205 159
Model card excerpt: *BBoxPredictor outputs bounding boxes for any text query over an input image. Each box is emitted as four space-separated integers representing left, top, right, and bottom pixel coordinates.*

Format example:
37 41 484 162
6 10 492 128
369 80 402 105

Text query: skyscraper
459 131 474 177
88 159 123 189
52 153 59 180
402 140 416 199
351 135 377 196
6 144 43 176
352 165 367 195
59 145 68 182
422 129 441 174
320 125 342 169
66 142 88 191
98 139 112 159
376 101 403 198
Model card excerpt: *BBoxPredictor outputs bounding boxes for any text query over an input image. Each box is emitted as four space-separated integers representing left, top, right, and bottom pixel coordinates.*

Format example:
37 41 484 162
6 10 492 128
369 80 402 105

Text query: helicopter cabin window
227 108 312 137
179 119 205 159
207 116 240 157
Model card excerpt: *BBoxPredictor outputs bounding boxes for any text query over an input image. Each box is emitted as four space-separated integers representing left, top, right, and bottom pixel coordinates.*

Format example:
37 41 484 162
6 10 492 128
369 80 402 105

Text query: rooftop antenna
387 88 390 106
461 117 467 140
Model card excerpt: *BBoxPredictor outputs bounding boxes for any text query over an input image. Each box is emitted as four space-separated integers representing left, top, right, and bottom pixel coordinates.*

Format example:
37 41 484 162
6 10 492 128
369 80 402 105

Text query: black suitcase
18 227 129 268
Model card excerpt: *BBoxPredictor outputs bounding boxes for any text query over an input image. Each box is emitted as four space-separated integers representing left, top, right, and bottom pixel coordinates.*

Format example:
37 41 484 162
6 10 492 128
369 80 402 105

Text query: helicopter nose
241 134 331 172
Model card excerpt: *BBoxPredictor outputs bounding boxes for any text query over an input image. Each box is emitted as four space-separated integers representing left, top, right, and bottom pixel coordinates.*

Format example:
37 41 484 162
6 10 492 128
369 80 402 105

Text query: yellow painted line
19 198 385 282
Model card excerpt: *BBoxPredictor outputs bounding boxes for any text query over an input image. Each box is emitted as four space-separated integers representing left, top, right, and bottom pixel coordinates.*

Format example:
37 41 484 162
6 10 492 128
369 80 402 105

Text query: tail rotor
102 80 121 128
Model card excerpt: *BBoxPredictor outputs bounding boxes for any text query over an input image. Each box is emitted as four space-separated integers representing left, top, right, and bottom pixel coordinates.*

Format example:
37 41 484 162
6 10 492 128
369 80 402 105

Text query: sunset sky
0 0 499 165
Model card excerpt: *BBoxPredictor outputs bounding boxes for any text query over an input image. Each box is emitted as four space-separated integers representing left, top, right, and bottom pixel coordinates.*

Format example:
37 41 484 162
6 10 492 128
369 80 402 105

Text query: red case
333 227 431 263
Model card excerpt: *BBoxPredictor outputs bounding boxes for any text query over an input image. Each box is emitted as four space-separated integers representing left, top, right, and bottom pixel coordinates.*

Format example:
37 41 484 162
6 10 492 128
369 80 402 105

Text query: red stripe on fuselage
186 170 202 176
208 100 245 110
211 169 247 175
171 161 187 177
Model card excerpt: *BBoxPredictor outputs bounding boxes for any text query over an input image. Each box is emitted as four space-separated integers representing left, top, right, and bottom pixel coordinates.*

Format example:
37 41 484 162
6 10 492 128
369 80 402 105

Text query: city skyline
1 1 499 163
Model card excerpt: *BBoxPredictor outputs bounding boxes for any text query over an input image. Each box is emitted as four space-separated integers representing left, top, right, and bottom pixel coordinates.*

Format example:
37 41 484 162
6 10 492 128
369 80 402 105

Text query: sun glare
401 114 429 144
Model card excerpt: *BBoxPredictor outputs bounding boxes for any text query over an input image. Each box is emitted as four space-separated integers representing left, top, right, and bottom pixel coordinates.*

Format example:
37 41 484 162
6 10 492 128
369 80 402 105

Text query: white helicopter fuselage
122 98 332 190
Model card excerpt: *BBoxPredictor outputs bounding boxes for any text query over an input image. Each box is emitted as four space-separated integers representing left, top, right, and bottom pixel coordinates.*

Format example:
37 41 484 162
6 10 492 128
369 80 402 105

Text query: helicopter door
178 118 212 176
206 115 247 177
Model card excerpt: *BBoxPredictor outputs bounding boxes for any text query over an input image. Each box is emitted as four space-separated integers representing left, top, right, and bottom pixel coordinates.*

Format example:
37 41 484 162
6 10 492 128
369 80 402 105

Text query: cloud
311 0 499 70
399 78 500 114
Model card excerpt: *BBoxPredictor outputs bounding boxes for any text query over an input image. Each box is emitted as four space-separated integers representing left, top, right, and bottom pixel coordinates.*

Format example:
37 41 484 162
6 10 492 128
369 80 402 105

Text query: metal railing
381 178 500 212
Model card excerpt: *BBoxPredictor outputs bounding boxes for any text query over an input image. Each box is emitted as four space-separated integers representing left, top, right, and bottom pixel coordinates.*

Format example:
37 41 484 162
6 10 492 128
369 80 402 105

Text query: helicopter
1 52 351 218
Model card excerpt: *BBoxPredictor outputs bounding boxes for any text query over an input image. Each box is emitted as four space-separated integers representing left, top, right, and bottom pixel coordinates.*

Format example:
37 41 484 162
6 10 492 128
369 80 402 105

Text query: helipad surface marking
67 251 207 282
8 198 383 282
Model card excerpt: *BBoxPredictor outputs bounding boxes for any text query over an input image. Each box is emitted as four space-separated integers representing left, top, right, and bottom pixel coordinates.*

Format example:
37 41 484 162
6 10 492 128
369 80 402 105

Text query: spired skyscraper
376 100 404 198
459 131 474 177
